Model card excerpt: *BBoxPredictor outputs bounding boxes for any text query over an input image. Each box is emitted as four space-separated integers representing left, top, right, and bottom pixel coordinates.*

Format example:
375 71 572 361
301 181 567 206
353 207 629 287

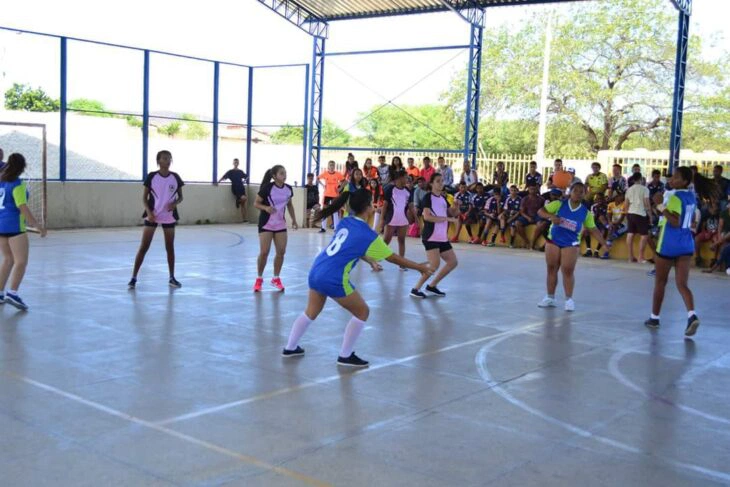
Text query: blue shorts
546 238 579 249
515 216 544 227
308 270 352 298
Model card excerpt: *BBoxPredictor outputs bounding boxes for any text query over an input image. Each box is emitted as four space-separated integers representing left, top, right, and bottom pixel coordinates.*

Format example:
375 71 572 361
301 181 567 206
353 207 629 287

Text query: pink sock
339 317 366 357
286 313 313 350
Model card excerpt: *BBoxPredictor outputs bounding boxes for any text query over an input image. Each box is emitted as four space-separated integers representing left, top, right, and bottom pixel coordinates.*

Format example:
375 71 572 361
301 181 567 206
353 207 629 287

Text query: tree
180 114 210 140
354 104 460 149
158 121 182 137
445 0 730 154
4 83 59 112
269 119 351 146
67 98 114 117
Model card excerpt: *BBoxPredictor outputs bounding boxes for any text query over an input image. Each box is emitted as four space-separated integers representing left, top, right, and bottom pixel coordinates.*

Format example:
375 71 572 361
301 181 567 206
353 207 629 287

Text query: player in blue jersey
645 166 720 336
282 189 432 368
0 153 47 311
537 182 610 312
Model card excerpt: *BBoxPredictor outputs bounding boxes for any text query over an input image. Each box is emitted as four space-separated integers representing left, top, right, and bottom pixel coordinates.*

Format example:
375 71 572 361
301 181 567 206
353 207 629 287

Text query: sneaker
509 244 515 249
282 346 305 357
600 252 610 260
593 251 600 258
5 293 28 311
647 269 656 277
127 278 137 290
319 228 326 233
169 277 182 288
450 236 460 243
410 288 427 299
487 242 496 248
425 285 446 297
481 240 489 247
271 277 285 292
644 318 660 329
564 298 575 312
500 235 506 244
253 277 264 292
583 250 593 257
685 315 700 337
337 352 369 368
538 296 556 308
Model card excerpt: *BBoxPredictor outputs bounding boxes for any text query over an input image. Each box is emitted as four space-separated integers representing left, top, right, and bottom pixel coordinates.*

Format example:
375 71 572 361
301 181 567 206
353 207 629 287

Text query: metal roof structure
256 0 693 177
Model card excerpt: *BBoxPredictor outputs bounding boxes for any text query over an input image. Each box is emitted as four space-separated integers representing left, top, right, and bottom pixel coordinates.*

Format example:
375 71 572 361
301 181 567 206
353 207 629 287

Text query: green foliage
270 120 351 146
355 104 460 149
126 116 143 128
4 83 59 112
67 98 114 117
180 114 210 140
158 121 182 137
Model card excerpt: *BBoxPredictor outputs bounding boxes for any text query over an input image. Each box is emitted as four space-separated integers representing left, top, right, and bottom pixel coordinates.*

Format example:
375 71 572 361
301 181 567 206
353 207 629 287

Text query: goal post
0 121 48 229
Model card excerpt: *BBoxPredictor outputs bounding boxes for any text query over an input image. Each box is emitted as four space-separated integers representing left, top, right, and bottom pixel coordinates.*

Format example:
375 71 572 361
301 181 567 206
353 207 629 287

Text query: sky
0 0 728 136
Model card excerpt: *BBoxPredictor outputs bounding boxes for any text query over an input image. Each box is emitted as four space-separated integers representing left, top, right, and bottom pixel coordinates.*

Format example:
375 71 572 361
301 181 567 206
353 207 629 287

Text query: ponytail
315 188 372 222
261 164 285 186
692 172 721 202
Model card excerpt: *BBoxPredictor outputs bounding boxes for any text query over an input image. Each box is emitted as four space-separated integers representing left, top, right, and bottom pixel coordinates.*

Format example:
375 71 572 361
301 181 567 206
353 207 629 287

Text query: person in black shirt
304 172 320 228
713 165 730 211
218 158 248 222
524 160 543 189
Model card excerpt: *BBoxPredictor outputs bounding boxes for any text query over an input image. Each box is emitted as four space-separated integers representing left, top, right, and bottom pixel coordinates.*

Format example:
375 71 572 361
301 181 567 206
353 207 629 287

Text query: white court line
155 320 549 426
475 332 730 484
608 347 730 425
5 373 330 487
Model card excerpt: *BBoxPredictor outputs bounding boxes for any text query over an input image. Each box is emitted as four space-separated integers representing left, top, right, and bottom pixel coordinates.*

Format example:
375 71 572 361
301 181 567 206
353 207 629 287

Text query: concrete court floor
1 224 729 487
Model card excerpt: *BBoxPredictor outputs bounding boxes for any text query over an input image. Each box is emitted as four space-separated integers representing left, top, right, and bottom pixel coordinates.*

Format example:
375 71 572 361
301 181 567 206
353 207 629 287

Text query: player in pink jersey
378 169 415 270
253 165 299 292
128 150 184 289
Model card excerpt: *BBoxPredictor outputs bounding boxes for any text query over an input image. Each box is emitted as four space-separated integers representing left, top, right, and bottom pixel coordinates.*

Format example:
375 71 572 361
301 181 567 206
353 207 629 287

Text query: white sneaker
565 298 575 312
538 296 557 308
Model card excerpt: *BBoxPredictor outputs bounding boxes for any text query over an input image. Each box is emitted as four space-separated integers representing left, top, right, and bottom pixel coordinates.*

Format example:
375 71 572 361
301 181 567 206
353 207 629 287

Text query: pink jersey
422 192 449 242
383 185 412 227
143 171 184 224
258 182 293 232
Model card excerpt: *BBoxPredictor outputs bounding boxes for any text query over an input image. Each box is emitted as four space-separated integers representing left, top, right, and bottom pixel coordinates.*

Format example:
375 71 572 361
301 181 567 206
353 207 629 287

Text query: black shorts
627 214 649 235
258 227 287 234
144 221 176 229
233 191 246 207
423 241 453 253
323 196 336 206
0 232 24 238
656 252 693 261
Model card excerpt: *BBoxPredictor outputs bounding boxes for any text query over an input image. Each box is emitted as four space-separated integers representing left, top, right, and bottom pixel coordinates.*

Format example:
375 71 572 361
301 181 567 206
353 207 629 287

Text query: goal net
0 122 47 229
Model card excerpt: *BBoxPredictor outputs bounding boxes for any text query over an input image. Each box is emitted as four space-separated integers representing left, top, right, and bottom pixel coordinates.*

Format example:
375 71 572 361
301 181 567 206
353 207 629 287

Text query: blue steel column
309 36 326 176
463 17 484 169
213 61 220 183
246 67 254 179
668 8 690 176
142 50 150 180
59 37 67 181
302 63 310 183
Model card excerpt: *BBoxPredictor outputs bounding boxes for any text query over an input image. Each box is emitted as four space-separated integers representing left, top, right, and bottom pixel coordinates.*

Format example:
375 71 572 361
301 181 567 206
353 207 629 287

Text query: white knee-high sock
333 212 341 227
373 212 381 230
286 312 313 350
321 216 327 230
339 316 366 357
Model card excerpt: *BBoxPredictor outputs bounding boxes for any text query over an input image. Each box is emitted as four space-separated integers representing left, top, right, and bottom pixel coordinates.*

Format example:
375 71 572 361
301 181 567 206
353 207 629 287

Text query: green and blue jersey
656 190 696 258
0 179 29 234
545 199 595 247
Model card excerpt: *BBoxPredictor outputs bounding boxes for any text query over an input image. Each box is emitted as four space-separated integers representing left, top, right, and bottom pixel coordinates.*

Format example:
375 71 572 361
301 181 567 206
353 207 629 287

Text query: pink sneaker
253 277 263 292
271 277 285 292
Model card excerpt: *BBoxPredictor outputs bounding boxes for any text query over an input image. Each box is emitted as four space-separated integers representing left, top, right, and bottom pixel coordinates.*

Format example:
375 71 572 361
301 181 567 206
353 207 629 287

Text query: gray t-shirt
377 165 390 185
440 165 454 186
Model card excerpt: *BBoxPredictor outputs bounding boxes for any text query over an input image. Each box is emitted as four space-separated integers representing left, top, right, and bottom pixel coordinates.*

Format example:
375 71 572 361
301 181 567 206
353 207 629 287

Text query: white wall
46 182 307 230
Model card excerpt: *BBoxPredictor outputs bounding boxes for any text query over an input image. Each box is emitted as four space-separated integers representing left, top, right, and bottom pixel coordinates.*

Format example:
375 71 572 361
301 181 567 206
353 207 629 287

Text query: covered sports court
2 225 729 485
3 0 730 486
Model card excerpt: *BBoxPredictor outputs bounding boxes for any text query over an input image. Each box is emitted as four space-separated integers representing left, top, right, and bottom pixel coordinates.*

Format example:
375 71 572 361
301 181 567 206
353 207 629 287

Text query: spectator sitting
461 160 480 192
377 155 390 186
585 162 608 205
420 156 436 183
628 164 646 187
712 164 730 211
709 202 730 267
470 183 489 244
702 243 730 275
647 169 665 200
304 172 320 228
389 156 404 182
501 185 522 248
480 190 504 247
412 176 428 213
585 193 610 258
695 202 720 268
546 158 564 191
524 160 543 191
438 156 455 194
607 164 627 200
624 172 652 263
362 157 378 180
515 184 547 250
493 161 510 197
452 182 474 242
406 157 420 179
607 191 628 244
